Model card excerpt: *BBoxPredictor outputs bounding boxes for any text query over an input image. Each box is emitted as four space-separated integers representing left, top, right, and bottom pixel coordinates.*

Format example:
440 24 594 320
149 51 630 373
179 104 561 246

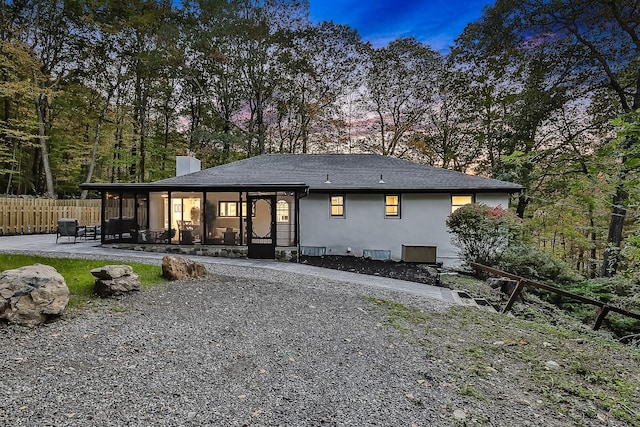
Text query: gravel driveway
1 262 457 426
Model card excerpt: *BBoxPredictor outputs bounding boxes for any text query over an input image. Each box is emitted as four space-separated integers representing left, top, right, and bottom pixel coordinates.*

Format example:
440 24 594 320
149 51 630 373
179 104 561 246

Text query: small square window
330 195 344 217
385 195 400 218
451 195 474 213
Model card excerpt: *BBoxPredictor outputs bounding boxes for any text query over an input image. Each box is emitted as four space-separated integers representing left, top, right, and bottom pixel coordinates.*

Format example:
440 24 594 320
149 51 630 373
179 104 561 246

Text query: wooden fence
471 262 640 330
0 197 101 235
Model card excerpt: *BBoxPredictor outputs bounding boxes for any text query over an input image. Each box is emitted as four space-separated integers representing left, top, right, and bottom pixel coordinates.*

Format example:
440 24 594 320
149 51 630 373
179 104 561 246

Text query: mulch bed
299 255 441 287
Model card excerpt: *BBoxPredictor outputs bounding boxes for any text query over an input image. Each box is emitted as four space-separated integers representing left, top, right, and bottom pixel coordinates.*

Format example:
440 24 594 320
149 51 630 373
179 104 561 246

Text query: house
80 154 522 266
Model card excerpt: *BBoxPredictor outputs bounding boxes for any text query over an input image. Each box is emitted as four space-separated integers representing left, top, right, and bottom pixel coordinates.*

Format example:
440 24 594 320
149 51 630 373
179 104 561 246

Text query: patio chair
56 218 82 244
154 228 176 243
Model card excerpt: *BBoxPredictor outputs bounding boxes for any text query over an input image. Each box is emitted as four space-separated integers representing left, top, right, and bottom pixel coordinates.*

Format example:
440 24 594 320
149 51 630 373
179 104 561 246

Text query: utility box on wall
402 244 437 263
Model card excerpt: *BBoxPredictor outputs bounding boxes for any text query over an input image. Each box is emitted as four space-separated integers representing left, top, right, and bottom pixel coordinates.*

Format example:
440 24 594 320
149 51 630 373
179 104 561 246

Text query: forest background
1 0 639 280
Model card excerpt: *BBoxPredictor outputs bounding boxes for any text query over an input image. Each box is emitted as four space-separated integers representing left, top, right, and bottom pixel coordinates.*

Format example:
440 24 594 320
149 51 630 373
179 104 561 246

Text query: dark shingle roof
155 154 521 193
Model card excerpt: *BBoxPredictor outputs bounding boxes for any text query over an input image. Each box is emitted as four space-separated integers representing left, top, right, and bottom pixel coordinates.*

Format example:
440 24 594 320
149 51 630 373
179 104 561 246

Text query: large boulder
162 255 207 281
91 265 140 297
0 264 69 327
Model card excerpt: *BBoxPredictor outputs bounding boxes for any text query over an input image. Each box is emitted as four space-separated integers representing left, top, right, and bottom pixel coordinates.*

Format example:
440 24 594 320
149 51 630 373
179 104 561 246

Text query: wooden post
594 306 610 330
503 279 526 313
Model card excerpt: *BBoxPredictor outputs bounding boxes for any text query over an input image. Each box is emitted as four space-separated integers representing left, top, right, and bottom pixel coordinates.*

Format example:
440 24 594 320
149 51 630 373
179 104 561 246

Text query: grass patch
0 254 165 307
368 297 640 425
365 296 432 333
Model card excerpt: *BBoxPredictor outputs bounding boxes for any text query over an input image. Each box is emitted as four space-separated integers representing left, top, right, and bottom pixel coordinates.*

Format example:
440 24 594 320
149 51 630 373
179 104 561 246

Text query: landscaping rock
91 264 140 297
94 276 140 297
90 265 134 280
0 264 69 327
161 255 207 281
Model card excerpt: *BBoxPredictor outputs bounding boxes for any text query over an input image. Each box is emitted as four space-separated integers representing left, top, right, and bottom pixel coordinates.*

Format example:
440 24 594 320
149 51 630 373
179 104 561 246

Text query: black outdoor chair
56 218 83 244
153 228 176 243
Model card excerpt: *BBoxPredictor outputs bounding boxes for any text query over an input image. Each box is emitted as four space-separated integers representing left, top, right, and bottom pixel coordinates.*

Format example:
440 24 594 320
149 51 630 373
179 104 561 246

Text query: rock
92 264 140 298
90 265 134 280
0 264 69 327
161 255 207 280
544 360 561 370
453 409 467 420
94 275 140 297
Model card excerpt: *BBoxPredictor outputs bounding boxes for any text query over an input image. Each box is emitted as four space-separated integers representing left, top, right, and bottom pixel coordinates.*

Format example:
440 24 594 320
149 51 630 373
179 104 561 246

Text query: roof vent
378 174 385 184
324 174 331 184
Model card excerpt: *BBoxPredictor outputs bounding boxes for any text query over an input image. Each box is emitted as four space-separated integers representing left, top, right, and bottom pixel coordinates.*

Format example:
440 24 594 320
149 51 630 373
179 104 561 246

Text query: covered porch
80 183 307 259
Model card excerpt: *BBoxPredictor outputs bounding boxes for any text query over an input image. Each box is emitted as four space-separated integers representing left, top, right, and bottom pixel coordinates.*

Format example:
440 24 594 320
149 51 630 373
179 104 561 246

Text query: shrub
498 245 583 284
446 203 521 267
620 231 640 284
563 277 640 337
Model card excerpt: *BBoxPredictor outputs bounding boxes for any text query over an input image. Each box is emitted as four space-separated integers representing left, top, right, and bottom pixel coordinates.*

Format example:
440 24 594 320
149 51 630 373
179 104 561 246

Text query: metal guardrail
471 262 640 330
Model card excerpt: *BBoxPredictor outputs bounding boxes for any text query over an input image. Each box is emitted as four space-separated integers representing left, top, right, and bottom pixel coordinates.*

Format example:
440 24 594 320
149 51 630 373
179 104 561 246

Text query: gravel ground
1 260 461 426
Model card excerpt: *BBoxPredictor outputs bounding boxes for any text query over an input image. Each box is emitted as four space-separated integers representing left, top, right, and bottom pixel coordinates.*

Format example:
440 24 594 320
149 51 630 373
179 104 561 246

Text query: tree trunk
589 215 597 279
3 96 14 194
602 133 635 277
139 91 148 182
256 91 265 155
80 119 103 199
223 119 231 162
34 92 55 198
515 192 528 219
601 184 628 276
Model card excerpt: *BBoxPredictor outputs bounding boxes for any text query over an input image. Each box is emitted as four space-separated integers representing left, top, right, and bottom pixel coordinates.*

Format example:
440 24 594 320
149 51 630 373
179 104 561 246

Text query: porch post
239 191 244 246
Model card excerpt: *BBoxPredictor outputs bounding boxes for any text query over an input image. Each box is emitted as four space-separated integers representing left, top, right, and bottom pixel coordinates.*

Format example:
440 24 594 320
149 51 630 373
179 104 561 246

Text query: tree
183 0 250 164
607 110 640 276
272 21 363 154
412 58 481 171
360 37 440 157
0 40 43 193
468 0 640 274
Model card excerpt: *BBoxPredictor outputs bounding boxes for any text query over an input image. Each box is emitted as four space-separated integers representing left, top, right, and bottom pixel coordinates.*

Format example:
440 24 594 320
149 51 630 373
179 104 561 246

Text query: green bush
446 203 522 267
498 245 582 284
620 231 640 284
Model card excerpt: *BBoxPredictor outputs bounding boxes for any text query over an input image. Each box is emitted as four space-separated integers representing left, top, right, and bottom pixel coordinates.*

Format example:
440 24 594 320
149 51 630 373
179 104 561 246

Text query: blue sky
309 0 494 51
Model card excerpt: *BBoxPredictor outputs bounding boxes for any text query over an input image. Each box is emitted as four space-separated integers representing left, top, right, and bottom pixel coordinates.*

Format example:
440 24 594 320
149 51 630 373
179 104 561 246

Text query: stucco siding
476 193 511 208
299 192 511 266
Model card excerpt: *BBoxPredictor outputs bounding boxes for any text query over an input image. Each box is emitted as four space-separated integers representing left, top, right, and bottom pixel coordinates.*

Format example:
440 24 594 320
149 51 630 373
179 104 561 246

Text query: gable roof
156 154 522 193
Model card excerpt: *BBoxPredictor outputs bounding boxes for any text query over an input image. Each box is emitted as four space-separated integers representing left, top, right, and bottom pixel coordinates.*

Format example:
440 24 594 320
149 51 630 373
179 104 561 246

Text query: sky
309 0 494 52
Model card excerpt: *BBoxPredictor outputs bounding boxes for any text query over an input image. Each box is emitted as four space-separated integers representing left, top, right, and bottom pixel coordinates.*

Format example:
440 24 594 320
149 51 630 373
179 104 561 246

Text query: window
218 201 253 217
218 201 238 217
451 195 474 212
330 195 344 217
277 200 289 222
385 195 400 218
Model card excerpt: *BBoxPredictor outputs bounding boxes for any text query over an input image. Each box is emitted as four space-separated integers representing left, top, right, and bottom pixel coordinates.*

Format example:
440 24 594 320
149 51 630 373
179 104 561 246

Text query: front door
247 195 276 259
